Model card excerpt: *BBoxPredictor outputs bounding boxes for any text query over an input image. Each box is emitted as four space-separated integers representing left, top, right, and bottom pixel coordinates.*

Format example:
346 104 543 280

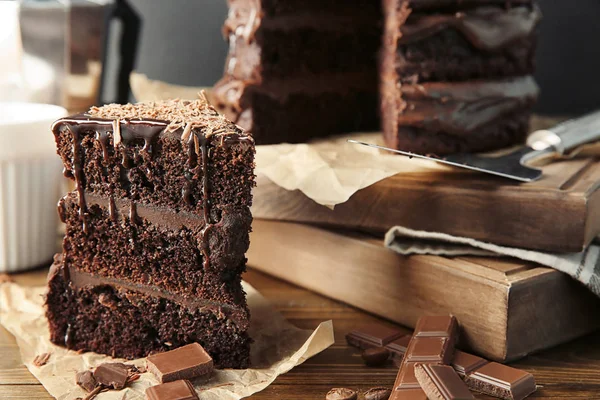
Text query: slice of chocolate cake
381 0 541 155
46 98 254 368
213 0 382 144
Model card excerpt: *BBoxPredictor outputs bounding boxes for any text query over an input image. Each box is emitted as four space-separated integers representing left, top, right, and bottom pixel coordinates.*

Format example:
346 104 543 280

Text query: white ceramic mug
0 102 67 273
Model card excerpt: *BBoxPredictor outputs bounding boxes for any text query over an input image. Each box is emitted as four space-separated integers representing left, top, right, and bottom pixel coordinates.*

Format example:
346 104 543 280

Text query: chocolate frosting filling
398 75 539 135
67 266 249 328
400 5 541 51
60 192 208 232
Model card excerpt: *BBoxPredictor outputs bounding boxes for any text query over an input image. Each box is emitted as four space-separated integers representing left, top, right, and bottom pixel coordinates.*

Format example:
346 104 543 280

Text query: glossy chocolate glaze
400 5 541 51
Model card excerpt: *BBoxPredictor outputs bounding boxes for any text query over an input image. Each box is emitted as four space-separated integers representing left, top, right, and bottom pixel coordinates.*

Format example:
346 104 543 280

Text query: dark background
124 0 599 115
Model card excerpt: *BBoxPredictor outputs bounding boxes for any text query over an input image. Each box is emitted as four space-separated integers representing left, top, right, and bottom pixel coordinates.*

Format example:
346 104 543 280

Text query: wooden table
1 268 600 399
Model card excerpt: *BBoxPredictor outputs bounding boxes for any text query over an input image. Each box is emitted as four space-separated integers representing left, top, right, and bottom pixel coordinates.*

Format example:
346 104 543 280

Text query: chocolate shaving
32 352 51 367
81 385 105 400
88 98 240 135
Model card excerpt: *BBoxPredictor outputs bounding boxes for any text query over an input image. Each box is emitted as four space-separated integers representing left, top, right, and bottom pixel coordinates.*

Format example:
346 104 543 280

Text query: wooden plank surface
2 268 600 399
252 151 600 253
247 220 600 361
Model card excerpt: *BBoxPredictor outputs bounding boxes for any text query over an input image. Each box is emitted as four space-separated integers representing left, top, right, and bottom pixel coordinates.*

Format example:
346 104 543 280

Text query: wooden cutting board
248 219 600 362
252 153 600 252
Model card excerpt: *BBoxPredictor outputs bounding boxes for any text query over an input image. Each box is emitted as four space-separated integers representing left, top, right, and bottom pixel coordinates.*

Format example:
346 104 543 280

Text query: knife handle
526 109 600 155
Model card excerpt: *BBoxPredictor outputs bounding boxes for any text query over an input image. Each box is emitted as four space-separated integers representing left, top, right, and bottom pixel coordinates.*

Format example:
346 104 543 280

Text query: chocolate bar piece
463 362 535 400
346 324 405 350
145 380 198 400
385 334 412 358
147 343 213 383
452 352 536 399
414 364 474 400
93 363 129 390
390 315 458 400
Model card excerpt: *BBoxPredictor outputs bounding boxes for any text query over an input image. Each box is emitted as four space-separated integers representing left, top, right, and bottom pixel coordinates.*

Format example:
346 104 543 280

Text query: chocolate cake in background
381 0 541 155
212 0 382 144
45 99 254 368
214 0 541 152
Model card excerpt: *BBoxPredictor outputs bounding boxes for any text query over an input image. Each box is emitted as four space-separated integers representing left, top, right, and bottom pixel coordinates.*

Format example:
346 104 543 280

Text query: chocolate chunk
346 324 405 350
76 370 97 393
326 388 358 400
364 387 392 400
463 362 536 400
414 364 474 399
145 379 198 400
33 352 51 367
147 343 213 383
361 347 390 367
390 316 459 400
94 363 129 390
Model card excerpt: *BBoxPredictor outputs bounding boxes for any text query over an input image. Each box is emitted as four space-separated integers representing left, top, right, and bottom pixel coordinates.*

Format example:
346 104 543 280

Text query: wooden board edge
252 174 589 253
505 271 600 362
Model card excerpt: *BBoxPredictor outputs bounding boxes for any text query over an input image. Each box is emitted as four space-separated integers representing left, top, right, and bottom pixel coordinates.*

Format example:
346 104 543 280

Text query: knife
349 109 600 182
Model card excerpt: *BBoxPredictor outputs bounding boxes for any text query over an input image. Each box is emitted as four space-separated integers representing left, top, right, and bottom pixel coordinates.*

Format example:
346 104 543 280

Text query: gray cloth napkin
385 226 600 297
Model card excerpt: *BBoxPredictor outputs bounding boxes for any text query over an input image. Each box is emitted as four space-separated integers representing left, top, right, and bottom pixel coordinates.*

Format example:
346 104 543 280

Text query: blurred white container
0 102 67 273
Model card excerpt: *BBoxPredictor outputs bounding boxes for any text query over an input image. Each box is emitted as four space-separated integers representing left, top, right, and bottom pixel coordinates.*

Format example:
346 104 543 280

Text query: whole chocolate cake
45 98 254 368
212 0 382 144
381 0 541 154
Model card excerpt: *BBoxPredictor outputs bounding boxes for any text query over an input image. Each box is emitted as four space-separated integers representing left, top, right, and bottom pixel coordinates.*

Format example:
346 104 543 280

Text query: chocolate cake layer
52 100 255 217
214 75 379 144
59 191 250 301
46 257 251 368
396 5 541 82
225 26 381 80
382 77 538 154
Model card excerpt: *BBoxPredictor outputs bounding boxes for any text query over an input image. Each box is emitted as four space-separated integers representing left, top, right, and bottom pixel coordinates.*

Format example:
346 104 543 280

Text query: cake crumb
33 352 51 367
0 273 13 284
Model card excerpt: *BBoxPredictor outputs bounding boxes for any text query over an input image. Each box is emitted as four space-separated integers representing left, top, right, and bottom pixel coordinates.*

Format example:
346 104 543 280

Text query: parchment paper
0 281 334 400
254 133 447 208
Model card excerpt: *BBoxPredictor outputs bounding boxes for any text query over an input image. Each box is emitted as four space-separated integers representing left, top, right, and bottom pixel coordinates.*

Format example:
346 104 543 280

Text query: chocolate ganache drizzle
52 116 167 234
52 110 252 276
